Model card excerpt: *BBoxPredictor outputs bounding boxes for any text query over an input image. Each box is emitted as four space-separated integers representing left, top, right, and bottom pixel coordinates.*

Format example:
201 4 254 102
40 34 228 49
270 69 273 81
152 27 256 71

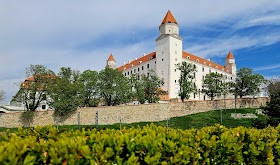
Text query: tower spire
106 53 116 69
161 10 178 25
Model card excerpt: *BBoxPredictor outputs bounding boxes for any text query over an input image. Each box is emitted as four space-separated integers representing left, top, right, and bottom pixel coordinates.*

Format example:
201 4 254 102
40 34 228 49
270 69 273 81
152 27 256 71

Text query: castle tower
155 10 182 99
225 52 236 75
106 53 116 69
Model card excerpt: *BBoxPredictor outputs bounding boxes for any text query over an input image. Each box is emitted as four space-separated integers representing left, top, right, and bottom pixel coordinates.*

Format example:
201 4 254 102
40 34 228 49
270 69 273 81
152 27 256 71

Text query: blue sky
0 0 280 104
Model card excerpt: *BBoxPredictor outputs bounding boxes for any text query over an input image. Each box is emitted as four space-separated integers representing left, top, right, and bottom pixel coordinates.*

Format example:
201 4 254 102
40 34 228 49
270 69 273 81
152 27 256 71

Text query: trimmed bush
1 124 280 164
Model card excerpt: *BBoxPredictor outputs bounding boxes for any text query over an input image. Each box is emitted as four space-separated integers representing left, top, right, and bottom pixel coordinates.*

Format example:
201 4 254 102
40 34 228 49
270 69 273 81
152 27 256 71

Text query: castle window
203 62 206 65
196 59 199 62
134 69 136 73
125 73 126 76
150 57 153 60
175 80 177 83
187 56 190 59
202 75 204 80
131 64 133 67
142 66 144 70
175 58 177 61
131 71 132 74
194 72 196 78
42 105 46 110
209 69 211 73
215 66 218 69
138 68 140 72
231 77 233 80
202 67 205 72
147 64 150 68
175 69 176 72
155 61 156 64
128 72 130 75
194 93 196 98
147 73 150 77
162 58 164 61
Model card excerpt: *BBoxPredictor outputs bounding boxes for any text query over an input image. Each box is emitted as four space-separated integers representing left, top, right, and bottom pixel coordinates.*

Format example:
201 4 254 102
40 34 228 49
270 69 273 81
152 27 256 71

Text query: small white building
107 10 236 101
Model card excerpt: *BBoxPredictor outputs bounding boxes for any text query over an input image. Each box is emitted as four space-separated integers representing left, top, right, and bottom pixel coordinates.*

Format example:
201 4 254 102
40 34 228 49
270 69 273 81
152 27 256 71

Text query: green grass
0 108 267 132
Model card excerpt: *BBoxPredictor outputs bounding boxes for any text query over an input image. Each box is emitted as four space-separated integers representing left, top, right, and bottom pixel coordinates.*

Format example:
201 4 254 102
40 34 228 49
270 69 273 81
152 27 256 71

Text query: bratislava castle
106 10 236 101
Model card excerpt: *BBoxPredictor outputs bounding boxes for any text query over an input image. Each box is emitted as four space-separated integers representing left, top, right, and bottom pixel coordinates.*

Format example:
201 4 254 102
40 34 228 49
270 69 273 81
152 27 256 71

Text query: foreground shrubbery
1 125 280 164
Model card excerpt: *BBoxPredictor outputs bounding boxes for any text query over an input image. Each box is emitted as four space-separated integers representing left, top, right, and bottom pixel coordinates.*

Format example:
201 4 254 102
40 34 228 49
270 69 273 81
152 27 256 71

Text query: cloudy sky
1 0 280 104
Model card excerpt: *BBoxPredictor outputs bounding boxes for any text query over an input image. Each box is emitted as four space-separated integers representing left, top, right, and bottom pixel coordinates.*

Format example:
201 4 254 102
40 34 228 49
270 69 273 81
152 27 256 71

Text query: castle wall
0 97 269 128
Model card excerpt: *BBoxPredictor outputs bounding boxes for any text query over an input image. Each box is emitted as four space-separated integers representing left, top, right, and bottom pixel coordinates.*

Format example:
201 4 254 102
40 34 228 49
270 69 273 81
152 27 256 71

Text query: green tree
142 71 166 103
264 78 280 119
0 90 4 103
99 67 132 106
49 67 81 116
79 70 99 107
129 74 146 104
176 61 197 102
13 64 54 111
202 72 223 100
235 68 266 98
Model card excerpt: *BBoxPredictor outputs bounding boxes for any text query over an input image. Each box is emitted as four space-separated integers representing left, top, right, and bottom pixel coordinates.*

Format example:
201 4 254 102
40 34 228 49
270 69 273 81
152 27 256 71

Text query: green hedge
1 124 280 164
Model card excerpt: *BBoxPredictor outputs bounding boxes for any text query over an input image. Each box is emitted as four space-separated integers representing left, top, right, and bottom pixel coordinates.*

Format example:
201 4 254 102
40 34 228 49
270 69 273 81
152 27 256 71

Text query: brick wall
0 97 269 128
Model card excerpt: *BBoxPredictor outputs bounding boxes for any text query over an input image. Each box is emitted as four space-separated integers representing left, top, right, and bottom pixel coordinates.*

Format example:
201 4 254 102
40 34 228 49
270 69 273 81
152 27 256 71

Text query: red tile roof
161 10 178 25
182 51 227 72
226 52 234 59
107 53 116 62
118 52 156 71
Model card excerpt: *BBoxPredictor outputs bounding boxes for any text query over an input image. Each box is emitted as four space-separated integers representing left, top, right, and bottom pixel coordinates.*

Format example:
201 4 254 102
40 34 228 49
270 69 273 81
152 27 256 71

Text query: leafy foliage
142 71 166 103
234 68 266 98
0 90 4 102
78 70 100 107
176 61 197 102
49 67 81 117
1 124 280 164
98 67 132 106
13 65 54 111
129 74 146 104
202 72 223 100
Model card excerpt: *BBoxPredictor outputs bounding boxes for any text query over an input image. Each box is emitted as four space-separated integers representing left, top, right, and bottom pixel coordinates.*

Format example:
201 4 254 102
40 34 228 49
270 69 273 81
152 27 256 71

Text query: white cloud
254 64 280 72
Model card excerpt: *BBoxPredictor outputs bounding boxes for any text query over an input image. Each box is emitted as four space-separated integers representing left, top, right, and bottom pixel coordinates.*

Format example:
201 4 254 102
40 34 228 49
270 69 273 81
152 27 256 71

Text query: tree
142 71 166 103
49 67 81 116
202 72 223 100
99 67 132 106
79 70 100 107
0 90 4 103
235 68 266 98
129 74 146 104
176 61 197 102
13 65 54 111
253 78 280 128
264 78 280 118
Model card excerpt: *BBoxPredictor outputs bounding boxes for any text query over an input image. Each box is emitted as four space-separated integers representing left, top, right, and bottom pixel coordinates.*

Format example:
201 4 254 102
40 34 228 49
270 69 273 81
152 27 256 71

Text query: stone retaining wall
0 97 269 128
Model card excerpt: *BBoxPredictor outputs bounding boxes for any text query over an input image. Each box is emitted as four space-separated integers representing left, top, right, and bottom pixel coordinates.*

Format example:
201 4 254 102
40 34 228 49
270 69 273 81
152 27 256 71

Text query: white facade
109 11 237 101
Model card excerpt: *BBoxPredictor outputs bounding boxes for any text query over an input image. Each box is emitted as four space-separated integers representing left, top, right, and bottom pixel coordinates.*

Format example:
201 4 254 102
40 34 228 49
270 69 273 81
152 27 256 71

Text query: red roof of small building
226 52 234 59
107 53 116 62
161 10 178 25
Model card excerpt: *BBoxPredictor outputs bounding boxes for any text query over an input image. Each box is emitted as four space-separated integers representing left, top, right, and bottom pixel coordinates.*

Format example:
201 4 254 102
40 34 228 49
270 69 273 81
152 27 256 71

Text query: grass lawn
56 108 268 130
0 108 267 131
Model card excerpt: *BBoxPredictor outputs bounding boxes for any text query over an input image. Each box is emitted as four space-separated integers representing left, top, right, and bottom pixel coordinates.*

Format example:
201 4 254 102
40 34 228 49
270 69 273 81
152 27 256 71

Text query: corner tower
156 10 182 99
107 53 116 69
225 52 236 75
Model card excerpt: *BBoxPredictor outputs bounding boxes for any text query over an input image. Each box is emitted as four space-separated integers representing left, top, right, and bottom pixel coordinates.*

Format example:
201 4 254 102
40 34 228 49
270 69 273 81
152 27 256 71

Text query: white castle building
107 10 236 101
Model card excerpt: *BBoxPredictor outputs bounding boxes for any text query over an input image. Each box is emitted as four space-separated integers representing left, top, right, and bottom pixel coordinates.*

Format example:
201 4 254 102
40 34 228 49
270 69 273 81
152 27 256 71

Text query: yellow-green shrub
0 124 280 164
